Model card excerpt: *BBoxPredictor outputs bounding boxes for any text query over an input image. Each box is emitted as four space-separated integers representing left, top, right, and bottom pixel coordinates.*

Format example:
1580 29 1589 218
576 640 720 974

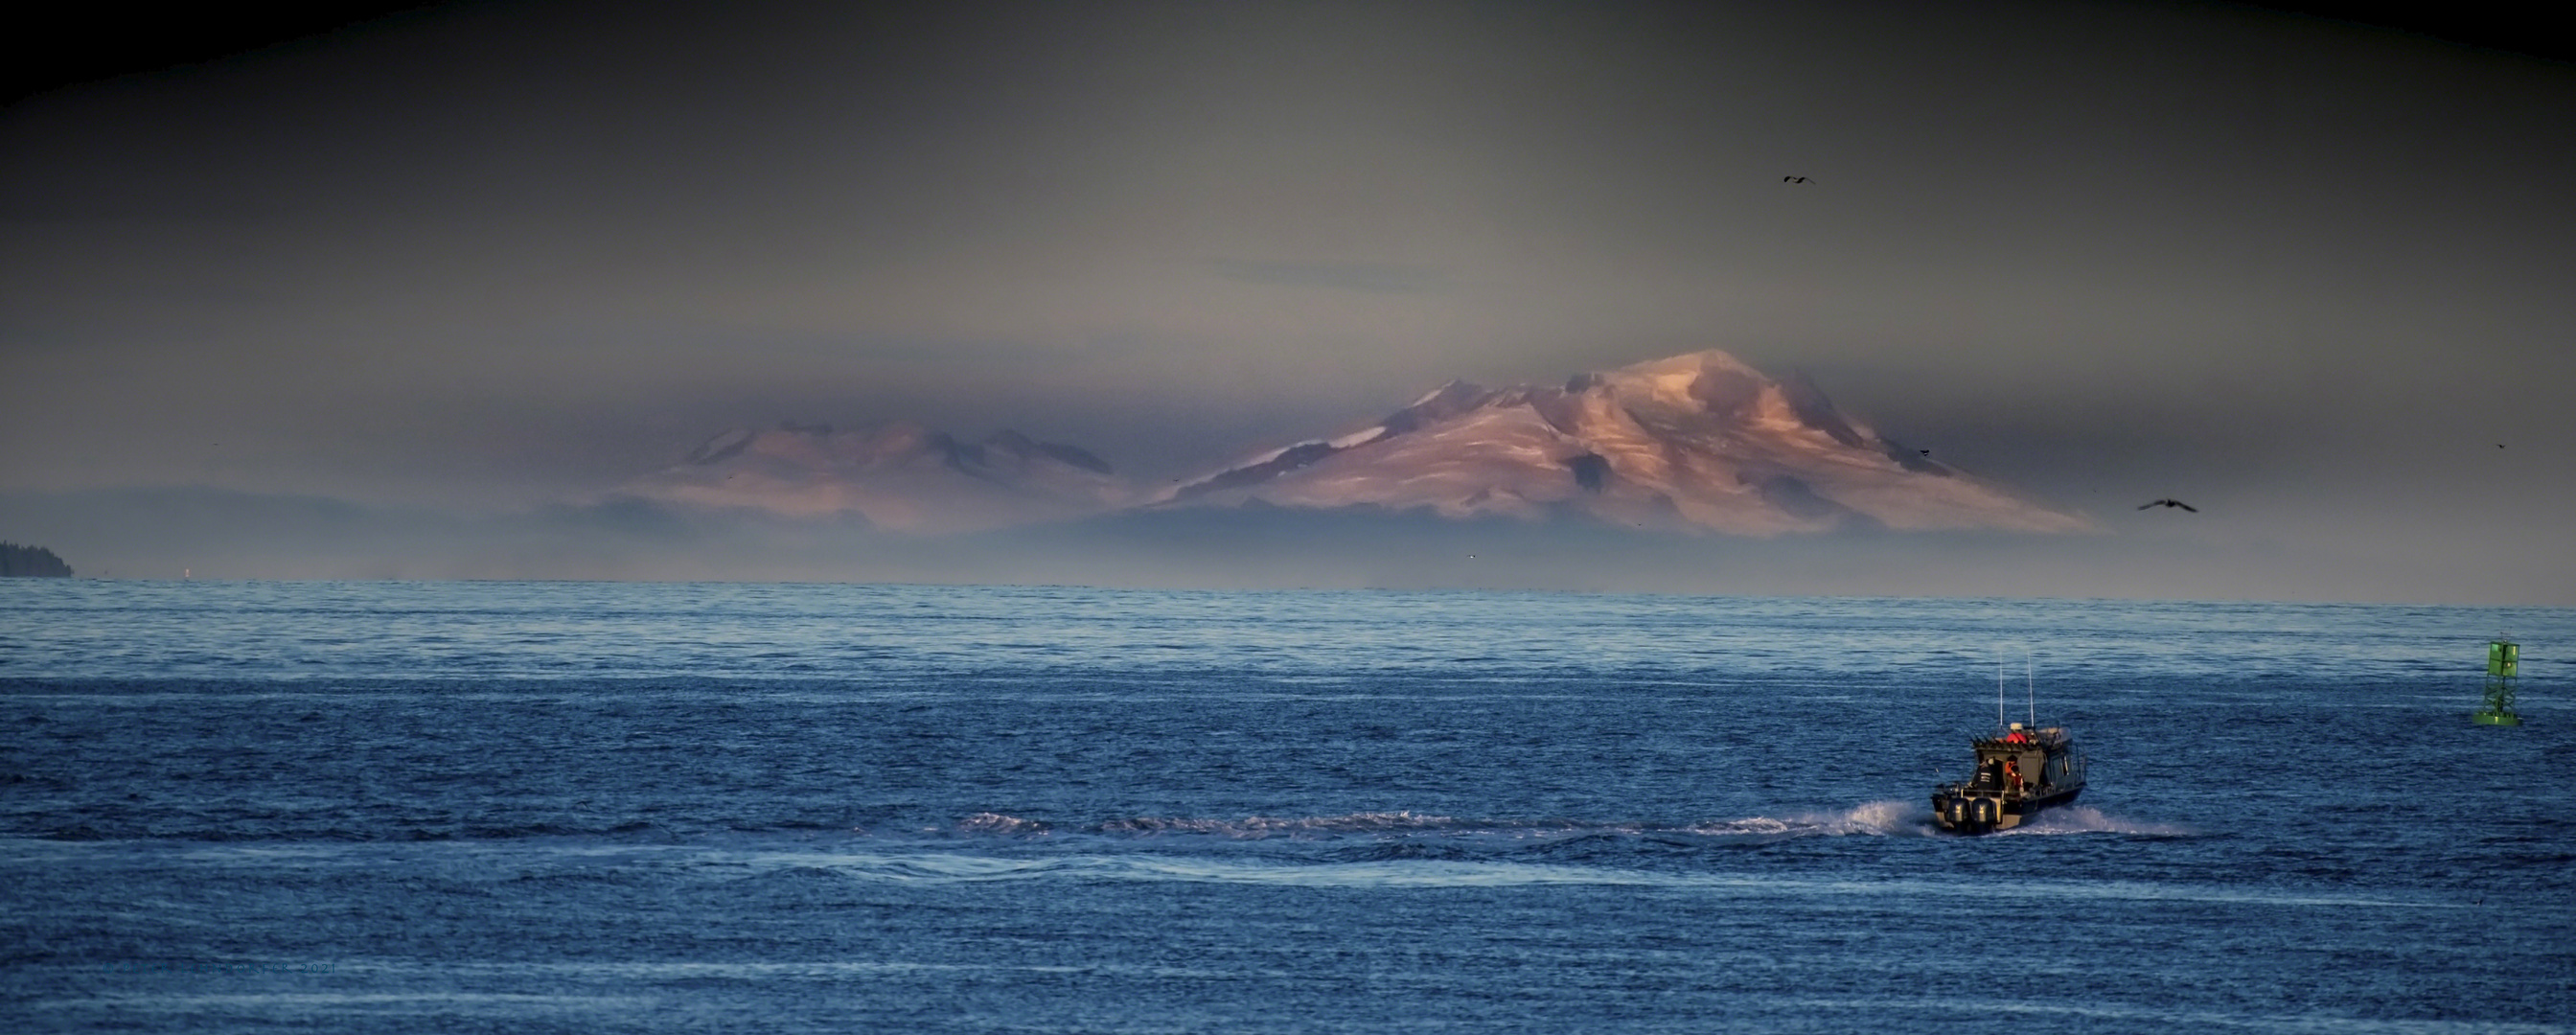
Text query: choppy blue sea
3 580 2572 1033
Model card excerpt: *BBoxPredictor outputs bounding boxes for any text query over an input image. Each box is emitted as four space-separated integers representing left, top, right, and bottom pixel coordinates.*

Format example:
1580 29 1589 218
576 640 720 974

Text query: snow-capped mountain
615 421 1129 533
612 350 2086 538
1158 350 2090 535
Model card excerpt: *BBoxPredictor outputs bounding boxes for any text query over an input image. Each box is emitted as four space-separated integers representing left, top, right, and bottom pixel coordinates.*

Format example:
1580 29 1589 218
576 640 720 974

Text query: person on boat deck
2003 724 2030 744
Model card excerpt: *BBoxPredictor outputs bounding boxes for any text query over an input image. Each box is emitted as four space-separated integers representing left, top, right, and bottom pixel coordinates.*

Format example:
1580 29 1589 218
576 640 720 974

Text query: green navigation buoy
2474 639 2522 725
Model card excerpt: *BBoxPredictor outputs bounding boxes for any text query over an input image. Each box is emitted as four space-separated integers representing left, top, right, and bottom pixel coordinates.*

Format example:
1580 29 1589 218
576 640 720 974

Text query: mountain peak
1164 349 2089 536
1600 347 1762 377
1592 349 1774 416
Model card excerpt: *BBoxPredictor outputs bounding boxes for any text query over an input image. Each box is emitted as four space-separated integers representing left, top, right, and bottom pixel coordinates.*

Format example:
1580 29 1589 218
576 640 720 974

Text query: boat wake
942 802 1944 845
942 798 2198 846
2000 805 2195 837
1673 799 1940 839
720 803 2206 890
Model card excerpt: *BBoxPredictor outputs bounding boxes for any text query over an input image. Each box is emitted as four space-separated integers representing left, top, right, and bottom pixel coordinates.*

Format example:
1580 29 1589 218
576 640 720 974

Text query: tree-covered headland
0 542 73 577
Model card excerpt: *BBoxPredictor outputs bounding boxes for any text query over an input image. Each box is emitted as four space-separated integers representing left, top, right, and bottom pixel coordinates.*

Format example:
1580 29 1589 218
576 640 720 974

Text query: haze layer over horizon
4 1 2571 603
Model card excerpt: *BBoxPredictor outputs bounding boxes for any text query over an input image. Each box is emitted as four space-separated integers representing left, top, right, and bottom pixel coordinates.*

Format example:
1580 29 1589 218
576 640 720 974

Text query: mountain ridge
617 421 1127 533
611 350 2092 538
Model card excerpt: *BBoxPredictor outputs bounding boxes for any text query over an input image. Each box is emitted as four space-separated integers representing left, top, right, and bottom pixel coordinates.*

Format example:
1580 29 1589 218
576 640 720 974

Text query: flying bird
1782 175 1812 184
2138 498 2198 513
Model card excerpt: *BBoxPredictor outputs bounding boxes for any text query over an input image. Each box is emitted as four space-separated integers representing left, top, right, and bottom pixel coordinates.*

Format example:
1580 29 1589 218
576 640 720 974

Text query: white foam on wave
950 805 1950 844
954 813 1051 836
926 797 2230 849
1828 798 1938 836
723 846 2443 909
1093 811 1465 839
1687 799 1938 839
1121 856 1648 888
2004 805 2195 837
735 848 1664 888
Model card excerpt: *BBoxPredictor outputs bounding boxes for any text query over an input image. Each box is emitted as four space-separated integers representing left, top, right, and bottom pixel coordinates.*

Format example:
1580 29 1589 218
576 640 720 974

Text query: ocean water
3 580 2571 1033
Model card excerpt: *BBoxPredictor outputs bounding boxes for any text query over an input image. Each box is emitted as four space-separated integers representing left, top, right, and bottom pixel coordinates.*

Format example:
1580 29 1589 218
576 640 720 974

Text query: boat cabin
1968 724 2077 794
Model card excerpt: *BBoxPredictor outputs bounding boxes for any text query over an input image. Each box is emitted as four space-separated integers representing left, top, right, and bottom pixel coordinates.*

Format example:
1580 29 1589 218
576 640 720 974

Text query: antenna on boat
1996 656 2007 733
2027 652 2037 728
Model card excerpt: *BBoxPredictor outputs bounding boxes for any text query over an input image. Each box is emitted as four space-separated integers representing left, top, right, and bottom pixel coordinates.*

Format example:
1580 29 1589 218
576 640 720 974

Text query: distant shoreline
0 541 74 577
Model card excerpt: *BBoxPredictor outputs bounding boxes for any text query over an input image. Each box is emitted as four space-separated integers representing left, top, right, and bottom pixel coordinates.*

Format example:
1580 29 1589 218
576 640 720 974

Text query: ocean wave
954 813 1053 836
732 849 1657 888
1685 799 1937 839
939 803 1944 846
2003 805 2196 837
1032 798 2200 847
24 819 688 844
1090 810 1466 839
676 843 2470 906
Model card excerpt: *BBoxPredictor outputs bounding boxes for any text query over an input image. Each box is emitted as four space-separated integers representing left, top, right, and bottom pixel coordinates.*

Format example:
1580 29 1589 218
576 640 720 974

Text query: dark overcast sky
4 0 2572 601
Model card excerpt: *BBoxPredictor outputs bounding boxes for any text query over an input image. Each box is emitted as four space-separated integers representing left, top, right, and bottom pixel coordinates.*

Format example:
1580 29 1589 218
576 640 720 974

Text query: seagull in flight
1782 175 1812 184
2138 498 2198 513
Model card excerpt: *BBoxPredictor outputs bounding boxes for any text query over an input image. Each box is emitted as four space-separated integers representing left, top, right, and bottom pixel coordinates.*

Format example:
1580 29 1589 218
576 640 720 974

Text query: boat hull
1931 783 2082 835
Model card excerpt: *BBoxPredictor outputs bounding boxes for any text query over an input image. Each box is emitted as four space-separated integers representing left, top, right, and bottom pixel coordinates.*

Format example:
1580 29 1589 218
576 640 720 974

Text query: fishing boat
1931 660 2086 835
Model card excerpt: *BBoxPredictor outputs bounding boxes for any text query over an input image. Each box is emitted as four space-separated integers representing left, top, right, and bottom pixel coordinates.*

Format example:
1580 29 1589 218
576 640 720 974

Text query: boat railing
1941 771 2082 797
